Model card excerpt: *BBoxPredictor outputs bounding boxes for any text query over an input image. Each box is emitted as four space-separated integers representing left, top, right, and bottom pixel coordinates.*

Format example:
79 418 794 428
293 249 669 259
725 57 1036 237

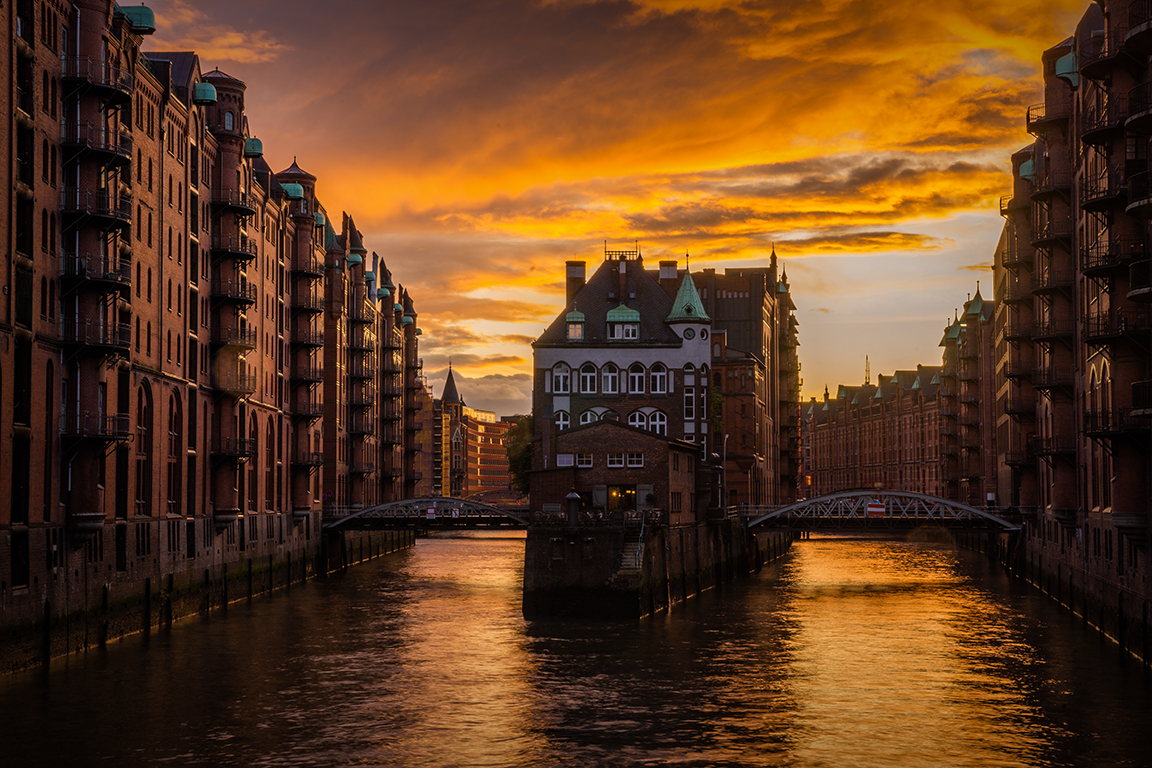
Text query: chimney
659 260 678 298
566 261 585 306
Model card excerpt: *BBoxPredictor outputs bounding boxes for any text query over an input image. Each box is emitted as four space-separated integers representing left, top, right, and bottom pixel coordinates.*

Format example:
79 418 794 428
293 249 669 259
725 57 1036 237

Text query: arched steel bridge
743 490 1020 531
323 497 529 530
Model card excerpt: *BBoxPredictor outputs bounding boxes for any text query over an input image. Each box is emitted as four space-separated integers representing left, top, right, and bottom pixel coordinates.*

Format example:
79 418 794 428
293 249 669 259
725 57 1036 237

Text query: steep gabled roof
666 270 710 322
442 366 462 405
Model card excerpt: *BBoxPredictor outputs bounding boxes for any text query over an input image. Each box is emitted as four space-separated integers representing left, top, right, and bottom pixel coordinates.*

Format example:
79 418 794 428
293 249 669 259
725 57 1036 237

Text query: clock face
683 328 695 340
700 329 709 340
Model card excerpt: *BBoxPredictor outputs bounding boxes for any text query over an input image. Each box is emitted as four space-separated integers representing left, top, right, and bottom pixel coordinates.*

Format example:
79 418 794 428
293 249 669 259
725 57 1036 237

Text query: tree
505 413 533 495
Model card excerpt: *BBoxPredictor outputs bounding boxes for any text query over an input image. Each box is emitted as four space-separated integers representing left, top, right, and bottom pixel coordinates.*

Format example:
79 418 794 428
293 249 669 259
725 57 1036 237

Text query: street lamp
723 433 729 513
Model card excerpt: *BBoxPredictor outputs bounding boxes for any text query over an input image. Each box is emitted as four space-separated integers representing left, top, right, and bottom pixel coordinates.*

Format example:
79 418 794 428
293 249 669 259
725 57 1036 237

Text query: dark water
2 533 1151 767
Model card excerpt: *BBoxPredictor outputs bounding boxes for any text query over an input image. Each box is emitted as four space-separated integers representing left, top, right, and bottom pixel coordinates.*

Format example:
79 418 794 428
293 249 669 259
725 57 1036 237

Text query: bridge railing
529 509 667 527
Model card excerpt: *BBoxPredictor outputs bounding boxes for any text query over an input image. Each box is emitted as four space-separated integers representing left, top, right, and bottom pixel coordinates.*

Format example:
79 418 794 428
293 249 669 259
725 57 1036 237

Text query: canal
2 531 1150 766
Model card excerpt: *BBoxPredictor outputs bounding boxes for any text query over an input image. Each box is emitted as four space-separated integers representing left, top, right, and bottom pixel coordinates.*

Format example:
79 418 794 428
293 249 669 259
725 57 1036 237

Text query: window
627 453 644 467
610 323 639 340
684 387 695 419
629 364 645 394
628 411 647 430
580 363 596 393
556 453 574 467
555 410 569 430
603 363 619 394
567 322 584 340
552 364 570 394
607 453 625 468
650 411 667 435
651 364 667 394
577 453 593 468
224 111 234 131
580 411 598 425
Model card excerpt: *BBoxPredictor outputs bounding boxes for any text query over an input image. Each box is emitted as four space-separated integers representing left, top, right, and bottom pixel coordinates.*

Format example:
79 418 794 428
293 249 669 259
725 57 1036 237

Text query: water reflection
1 532 1149 767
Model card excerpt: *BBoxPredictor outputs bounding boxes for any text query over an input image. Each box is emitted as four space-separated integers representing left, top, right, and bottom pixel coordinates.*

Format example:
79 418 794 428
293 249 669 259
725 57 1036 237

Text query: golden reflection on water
780 536 1047 768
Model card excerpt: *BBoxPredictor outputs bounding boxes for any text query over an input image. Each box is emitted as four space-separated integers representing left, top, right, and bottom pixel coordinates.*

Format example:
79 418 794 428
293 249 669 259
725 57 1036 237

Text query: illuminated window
607 453 625 468
577 453 593 468
567 322 583 340
627 452 644 468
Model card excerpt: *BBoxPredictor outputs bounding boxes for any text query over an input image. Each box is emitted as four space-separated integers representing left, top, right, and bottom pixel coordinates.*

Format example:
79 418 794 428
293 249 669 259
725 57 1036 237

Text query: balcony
1030 169 1072 201
62 189 132 231
1084 408 1147 437
1129 259 1152 302
349 416 374 436
1032 318 1075 341
1082 236 1146 275
1004 449 1035 468
1126 171 1152 217
1081 96 1128 145
1004 398 1034 417
349 303 374 325
350 331 375 351
381 407 402 421
1080 23 1137 81
1003 279 1032 305
63 56 133 103
1003 235 1033 267
350 462 376 475
210 326 257 349
210 279 257 305
292 291 323 313
1029 217 1073 247
1031 436 1076 456
1128 1 1152 54
210 234 258 263
1004 318 1031 340
1080 169 1127 212
1026 101 1071 138
1083 307 1151 345
211 370 257 396
62 122 132 165
1032 267 1074 295
212 437 256 460
59 319 131 353
292 451 324 468
292 254 325 277
292 365 324 383
211 188 257 215
61 252 132 295
348 361 374 379
292 401 324 419
291 328 324 347
351 388 376 408
1031 366 1073 391
60 412 131 444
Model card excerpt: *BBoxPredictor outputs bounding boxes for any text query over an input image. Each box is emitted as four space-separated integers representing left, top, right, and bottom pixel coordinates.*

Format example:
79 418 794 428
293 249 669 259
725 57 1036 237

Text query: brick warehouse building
805 0 1151 661
0 2 428 666
430 366 514 504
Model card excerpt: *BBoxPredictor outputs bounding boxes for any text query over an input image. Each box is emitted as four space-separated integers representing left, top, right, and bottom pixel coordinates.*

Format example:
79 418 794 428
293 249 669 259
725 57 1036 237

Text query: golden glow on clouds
148 0 1085 411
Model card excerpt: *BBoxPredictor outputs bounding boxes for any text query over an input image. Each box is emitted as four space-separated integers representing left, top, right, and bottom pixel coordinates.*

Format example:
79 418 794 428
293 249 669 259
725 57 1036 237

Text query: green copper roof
401 316 413 326
118 5 156 34
347 253 362 266
314 211 325 226
911 376 921 390
566 311 585 322
964 289 984 318
394 303 404 313
324 218 341 251
931 372 941 385
939 320 961 346
607 303 641 323
666 271 710 323
377 287 390 299
191 82 216 105
244 138 263 158
282 182 304 200
1055 51 1079 87
364 271 375 282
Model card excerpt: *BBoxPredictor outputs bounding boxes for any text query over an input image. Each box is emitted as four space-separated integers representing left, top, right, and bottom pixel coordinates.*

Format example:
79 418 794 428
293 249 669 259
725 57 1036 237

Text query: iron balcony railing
212 437 256 459
63 56 134 96
1026 101 1071 134
1082 236 1147 273
292 365 324 383
1080 168 1128 209
1031 436 1077 455
210 326 257 348
1080 23 1131 79
61 189 132 224
291 328 324 346
61 252 132 288
210 279 257 303
60 412 131 440
350 462 375 474
348 416 374 435
293 401 324 418
59 319 131 350
1032 318 1075 340
211 370 257 395
1031 366 1073 390
1129 259 1152 301
1083 307 1151 342
211 188 256 213
210 234 258 259
1033 267 1075 293
293 451 324 467
292 254 324 275
62 122 133 159
1080 96 1128 142
292 292 324 311
1133 380 1152 414
1084 408 1147 436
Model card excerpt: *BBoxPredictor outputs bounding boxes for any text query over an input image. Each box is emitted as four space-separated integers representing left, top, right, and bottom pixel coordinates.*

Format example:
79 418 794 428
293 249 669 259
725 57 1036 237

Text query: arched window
628 411 647 430
650 411 667 435
580 363 597 394
247 415 259 510
136 385 153 515
41 209 48 252
47 280 54 320
580 411 598 425
224 111 234 131
651 364 667 394
602 363 619 394
629 364 645 394
166 391 182 516
265 420 275 509
555 410 569 430
552 363 570 394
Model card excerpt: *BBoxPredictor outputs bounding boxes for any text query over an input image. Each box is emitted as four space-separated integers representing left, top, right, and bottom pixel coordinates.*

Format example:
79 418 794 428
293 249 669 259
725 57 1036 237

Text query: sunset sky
148 0 1088 415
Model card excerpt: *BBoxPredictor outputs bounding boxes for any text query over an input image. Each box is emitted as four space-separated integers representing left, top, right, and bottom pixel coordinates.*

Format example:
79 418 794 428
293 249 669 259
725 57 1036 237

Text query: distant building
431 367 514 501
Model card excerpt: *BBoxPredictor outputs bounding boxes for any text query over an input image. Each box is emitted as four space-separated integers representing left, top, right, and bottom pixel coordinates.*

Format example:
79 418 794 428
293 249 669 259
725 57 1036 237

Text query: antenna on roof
865 355 870 385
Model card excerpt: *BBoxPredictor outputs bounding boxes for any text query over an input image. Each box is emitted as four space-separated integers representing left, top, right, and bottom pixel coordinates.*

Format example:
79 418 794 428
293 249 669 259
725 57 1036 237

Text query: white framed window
651 364 667 393
650 411 667 435
556 453 575 467
580 411 598 425
553 364 570 394
684 387 695 419
628 411 647 430
577 453 593 468
555 410 569 430
567 322 584 340
607 453 625 468
580 363 597 393
627 452 644 468
629 364 645 394
603 363 619 394
609 323 639 340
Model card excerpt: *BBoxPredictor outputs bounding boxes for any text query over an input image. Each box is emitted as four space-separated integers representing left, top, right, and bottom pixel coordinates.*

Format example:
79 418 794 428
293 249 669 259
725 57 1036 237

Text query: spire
442 365 462 404
666 268 711 323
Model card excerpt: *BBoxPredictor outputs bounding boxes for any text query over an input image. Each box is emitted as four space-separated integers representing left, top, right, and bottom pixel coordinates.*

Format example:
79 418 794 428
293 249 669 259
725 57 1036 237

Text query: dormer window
610 323 638 340
606 303 640 340
566 310 585 341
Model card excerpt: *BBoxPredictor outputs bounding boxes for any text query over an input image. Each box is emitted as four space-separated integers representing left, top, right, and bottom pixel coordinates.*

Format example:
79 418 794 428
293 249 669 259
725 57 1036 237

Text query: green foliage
505 413 534 495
